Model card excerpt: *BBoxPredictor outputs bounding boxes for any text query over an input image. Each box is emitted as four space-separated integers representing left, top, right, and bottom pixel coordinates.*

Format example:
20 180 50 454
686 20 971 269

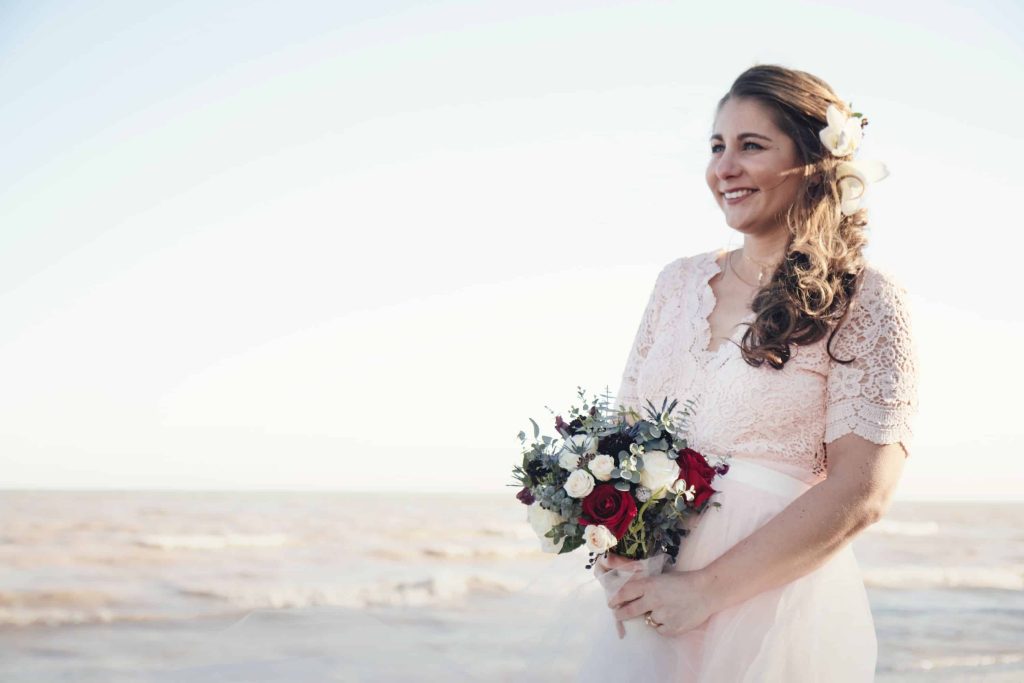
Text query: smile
723 189 758 204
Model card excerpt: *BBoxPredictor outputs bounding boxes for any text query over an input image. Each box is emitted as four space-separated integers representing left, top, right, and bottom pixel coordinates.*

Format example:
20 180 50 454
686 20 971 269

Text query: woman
579 64 919 681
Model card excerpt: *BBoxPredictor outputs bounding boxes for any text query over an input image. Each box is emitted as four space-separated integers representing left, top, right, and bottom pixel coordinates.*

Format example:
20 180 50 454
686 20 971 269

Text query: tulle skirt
573 456 878 682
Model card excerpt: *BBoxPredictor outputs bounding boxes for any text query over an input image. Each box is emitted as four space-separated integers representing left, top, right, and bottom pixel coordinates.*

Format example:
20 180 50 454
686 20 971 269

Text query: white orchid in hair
818 100 888 216
836 159 889 216
819 103 863 157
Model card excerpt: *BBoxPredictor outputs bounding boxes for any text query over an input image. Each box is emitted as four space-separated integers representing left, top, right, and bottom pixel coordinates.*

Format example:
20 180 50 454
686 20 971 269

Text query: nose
714 149 742 181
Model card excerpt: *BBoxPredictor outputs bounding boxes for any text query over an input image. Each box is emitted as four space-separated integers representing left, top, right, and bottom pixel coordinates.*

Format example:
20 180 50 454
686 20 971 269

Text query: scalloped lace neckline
699 248 757 356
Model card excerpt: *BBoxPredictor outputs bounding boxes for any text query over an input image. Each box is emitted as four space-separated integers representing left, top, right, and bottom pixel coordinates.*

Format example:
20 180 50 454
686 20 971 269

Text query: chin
722 217 757 234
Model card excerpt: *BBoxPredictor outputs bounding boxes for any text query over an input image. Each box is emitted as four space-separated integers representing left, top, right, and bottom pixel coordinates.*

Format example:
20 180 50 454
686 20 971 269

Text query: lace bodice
614 247 919 484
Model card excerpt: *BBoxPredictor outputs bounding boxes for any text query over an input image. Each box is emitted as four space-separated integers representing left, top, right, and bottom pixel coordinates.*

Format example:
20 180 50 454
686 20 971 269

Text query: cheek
705 166 719 195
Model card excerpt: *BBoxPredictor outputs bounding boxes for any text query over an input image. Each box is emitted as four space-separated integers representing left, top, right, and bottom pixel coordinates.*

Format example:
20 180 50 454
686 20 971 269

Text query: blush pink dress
574 247 920 682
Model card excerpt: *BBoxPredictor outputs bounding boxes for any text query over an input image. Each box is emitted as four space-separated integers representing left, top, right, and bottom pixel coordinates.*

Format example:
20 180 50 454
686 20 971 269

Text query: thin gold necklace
726 250 760 287
730 249 781 286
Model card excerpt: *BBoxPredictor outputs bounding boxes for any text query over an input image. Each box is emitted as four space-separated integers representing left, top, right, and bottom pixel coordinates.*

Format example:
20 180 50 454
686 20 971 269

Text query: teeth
724 189 756 199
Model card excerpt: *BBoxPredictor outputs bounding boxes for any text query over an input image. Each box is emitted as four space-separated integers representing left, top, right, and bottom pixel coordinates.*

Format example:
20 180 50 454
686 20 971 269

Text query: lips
722 188 758 204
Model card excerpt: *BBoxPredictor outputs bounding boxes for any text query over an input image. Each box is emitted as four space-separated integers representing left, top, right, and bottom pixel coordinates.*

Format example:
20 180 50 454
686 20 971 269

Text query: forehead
711 97 783 137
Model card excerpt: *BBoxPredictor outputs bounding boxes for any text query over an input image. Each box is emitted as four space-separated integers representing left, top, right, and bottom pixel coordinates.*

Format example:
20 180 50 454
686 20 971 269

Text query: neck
741 231 788 266
725 231 789 286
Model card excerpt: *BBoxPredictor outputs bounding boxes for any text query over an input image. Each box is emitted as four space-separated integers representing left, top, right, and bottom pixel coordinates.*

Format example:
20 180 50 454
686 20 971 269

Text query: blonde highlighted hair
715 64 870 369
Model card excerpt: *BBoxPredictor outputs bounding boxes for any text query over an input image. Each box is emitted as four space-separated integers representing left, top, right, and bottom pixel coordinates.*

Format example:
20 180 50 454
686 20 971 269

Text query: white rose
639 450 680 500
583 524 618 553
588 454 615 481
563 468 596 498
526 502 565 553
558 448 581 471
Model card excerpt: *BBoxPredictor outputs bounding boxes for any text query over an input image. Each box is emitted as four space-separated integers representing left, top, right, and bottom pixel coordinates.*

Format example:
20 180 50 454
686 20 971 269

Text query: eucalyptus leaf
530 418 540 439
559 535 585 554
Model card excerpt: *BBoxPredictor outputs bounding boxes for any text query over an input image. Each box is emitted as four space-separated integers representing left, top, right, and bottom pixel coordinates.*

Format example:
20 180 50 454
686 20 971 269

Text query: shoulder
850 261 914 323
655 249 718 286
833 260 916 355
858 261 909 298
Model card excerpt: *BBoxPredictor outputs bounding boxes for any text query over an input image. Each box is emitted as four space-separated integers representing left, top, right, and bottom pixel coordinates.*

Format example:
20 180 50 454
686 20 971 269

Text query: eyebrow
709 132 773 142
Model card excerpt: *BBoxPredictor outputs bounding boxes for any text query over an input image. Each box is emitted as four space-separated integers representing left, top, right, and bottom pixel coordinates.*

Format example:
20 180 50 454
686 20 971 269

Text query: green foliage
512 385 724 566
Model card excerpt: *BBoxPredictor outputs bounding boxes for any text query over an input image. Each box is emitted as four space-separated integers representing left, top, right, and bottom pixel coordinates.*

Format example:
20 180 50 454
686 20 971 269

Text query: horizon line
2 487 1021 503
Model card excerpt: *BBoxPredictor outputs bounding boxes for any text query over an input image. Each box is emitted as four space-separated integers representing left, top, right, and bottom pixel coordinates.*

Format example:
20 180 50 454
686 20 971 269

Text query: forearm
696 478 878 613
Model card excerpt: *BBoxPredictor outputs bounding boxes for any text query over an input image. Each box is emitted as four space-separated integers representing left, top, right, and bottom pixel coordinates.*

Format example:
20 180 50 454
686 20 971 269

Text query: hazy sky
1 0 1021 499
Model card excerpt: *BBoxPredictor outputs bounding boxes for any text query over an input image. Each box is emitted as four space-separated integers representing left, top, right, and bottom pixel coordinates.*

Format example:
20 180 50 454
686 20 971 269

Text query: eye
710 141 764 153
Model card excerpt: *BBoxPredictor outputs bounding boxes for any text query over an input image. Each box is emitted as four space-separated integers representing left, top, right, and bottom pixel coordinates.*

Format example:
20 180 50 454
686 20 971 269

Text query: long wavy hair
714 64 870 369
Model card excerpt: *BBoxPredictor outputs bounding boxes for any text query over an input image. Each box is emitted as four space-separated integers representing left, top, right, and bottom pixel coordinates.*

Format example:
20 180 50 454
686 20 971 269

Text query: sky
0 0 1021 499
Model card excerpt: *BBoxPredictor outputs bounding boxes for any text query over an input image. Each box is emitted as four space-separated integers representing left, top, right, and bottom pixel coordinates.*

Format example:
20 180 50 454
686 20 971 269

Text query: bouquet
511 386 730 566
510 387 730 637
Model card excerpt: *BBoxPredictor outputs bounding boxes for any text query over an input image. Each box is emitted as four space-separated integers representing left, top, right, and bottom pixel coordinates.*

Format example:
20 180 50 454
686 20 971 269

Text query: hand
592 550 638 579
593 552 642 639
607 569 718 638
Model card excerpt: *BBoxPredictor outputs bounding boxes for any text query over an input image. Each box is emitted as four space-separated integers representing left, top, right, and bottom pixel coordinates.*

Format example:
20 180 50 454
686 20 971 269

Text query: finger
612 596 648 622
616 620 625 639
606 576 646 609
606 582 642 610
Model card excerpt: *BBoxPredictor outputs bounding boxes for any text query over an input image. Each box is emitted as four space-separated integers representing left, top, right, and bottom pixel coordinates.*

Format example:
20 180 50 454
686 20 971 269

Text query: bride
133 63 918 683
576 63 919 681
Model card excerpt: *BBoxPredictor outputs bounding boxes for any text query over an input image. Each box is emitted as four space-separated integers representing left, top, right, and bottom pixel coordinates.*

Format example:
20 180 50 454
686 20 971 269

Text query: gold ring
644 612 661 628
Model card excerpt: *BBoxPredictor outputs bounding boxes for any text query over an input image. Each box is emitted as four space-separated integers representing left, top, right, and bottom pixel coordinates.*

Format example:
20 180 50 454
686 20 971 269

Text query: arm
699 267 917 612
608 266 918 634
696 433 906 613
607 430 909 634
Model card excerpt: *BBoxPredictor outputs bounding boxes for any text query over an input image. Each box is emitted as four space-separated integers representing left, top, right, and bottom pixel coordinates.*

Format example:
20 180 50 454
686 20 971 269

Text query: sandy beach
1 491 1022 681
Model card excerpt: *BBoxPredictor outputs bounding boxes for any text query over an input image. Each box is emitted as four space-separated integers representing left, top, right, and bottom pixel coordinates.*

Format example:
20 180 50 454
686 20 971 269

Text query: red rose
577 484 638 539
676 447 718 509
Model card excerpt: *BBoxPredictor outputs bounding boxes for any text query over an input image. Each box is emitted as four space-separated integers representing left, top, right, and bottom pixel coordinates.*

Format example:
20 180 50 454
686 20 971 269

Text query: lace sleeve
614 262 673 414
824 267 920 457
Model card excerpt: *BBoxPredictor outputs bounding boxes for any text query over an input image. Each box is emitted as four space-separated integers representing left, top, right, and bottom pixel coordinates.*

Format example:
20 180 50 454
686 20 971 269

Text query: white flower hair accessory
819 103 863 157
819 102 889 216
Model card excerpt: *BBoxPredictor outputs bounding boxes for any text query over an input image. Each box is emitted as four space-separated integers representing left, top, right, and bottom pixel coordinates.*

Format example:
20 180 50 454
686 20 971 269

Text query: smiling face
706 97 807 237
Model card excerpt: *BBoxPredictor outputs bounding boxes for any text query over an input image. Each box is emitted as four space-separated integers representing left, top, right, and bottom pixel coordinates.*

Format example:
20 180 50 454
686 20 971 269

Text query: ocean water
0 491 1021 682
